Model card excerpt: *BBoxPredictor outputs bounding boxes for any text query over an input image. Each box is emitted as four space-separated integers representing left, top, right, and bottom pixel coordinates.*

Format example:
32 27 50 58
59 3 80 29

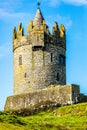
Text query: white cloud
0 8 33 25
0 0 23 10
46 14 72 31
0 8 31 19
44 0 60 6
49 0 60 6
46 0 87 6
62 0 87 5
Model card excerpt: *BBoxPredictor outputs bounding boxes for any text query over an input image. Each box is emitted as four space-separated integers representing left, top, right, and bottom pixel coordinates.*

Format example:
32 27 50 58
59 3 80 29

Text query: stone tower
5 4 81 111
13 5 66 95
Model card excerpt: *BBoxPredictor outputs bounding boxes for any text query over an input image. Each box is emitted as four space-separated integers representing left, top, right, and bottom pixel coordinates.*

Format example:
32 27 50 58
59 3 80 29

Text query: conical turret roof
33 8 44 27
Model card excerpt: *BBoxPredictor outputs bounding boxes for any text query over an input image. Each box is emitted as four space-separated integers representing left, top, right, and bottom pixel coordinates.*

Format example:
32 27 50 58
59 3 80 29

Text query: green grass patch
0 102 87 130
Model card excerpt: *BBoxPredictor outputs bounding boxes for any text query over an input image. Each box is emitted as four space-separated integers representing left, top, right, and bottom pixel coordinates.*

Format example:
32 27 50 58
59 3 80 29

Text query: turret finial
37 2 40 8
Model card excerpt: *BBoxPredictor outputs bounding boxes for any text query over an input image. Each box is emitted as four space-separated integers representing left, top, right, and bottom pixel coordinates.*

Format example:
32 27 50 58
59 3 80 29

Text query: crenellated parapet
52 22 60 43
52 22 66 49
60 24 65 38
13 21 66 52
13 23 28 51
13 23 24 40
17 23 24 37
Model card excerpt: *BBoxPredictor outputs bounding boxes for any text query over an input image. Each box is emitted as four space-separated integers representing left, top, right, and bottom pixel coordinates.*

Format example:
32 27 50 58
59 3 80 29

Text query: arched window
19 55 22 65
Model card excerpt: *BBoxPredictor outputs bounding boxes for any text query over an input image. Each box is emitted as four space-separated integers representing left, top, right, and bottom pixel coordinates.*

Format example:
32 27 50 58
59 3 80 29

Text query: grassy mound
0 102 87 130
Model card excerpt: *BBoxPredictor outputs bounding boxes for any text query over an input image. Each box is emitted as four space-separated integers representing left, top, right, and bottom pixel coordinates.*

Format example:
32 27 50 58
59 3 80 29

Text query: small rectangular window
19 55 22 65
24 73 27 78
57 73 59 81
59 55 65 65
51 53 53 62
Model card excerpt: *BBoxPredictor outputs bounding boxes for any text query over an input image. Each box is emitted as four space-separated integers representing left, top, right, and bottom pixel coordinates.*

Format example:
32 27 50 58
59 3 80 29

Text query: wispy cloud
0 8 33 24
46 14 72 31
0 8 31 19
0 9 23 18
48 0 60 6
45 0 87 6
0 0 23 10
0 1 34 24
62 0 87 6
55 14 72 29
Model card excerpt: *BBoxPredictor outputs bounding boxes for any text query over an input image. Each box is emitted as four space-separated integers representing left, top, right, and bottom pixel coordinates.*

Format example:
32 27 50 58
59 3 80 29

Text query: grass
0 102 87 130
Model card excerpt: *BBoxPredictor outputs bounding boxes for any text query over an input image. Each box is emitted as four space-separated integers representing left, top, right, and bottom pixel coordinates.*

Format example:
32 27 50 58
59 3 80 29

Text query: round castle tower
13 6 66 95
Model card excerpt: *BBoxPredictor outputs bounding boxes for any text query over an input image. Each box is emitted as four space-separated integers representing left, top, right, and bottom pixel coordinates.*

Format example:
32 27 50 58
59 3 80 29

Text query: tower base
4 84 80 111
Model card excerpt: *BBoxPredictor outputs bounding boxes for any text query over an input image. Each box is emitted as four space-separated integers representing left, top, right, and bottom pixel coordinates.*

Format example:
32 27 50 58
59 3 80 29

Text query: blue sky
0 0 87 110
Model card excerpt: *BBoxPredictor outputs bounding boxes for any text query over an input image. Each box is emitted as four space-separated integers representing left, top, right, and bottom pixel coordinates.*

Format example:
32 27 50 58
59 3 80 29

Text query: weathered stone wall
4 84 80 110
14 40 66 95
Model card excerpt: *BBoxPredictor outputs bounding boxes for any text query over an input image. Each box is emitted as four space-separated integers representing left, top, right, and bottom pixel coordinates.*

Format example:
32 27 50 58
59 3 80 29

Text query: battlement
13 21 66 51
13 23 28 51
12 7 66 51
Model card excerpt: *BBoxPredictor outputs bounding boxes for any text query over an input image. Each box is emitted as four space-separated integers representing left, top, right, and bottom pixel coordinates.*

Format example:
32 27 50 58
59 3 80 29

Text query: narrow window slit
19 55 22 65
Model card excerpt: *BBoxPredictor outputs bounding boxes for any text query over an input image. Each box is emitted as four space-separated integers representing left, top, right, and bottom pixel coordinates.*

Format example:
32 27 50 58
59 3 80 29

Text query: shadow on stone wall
79 93 87 103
